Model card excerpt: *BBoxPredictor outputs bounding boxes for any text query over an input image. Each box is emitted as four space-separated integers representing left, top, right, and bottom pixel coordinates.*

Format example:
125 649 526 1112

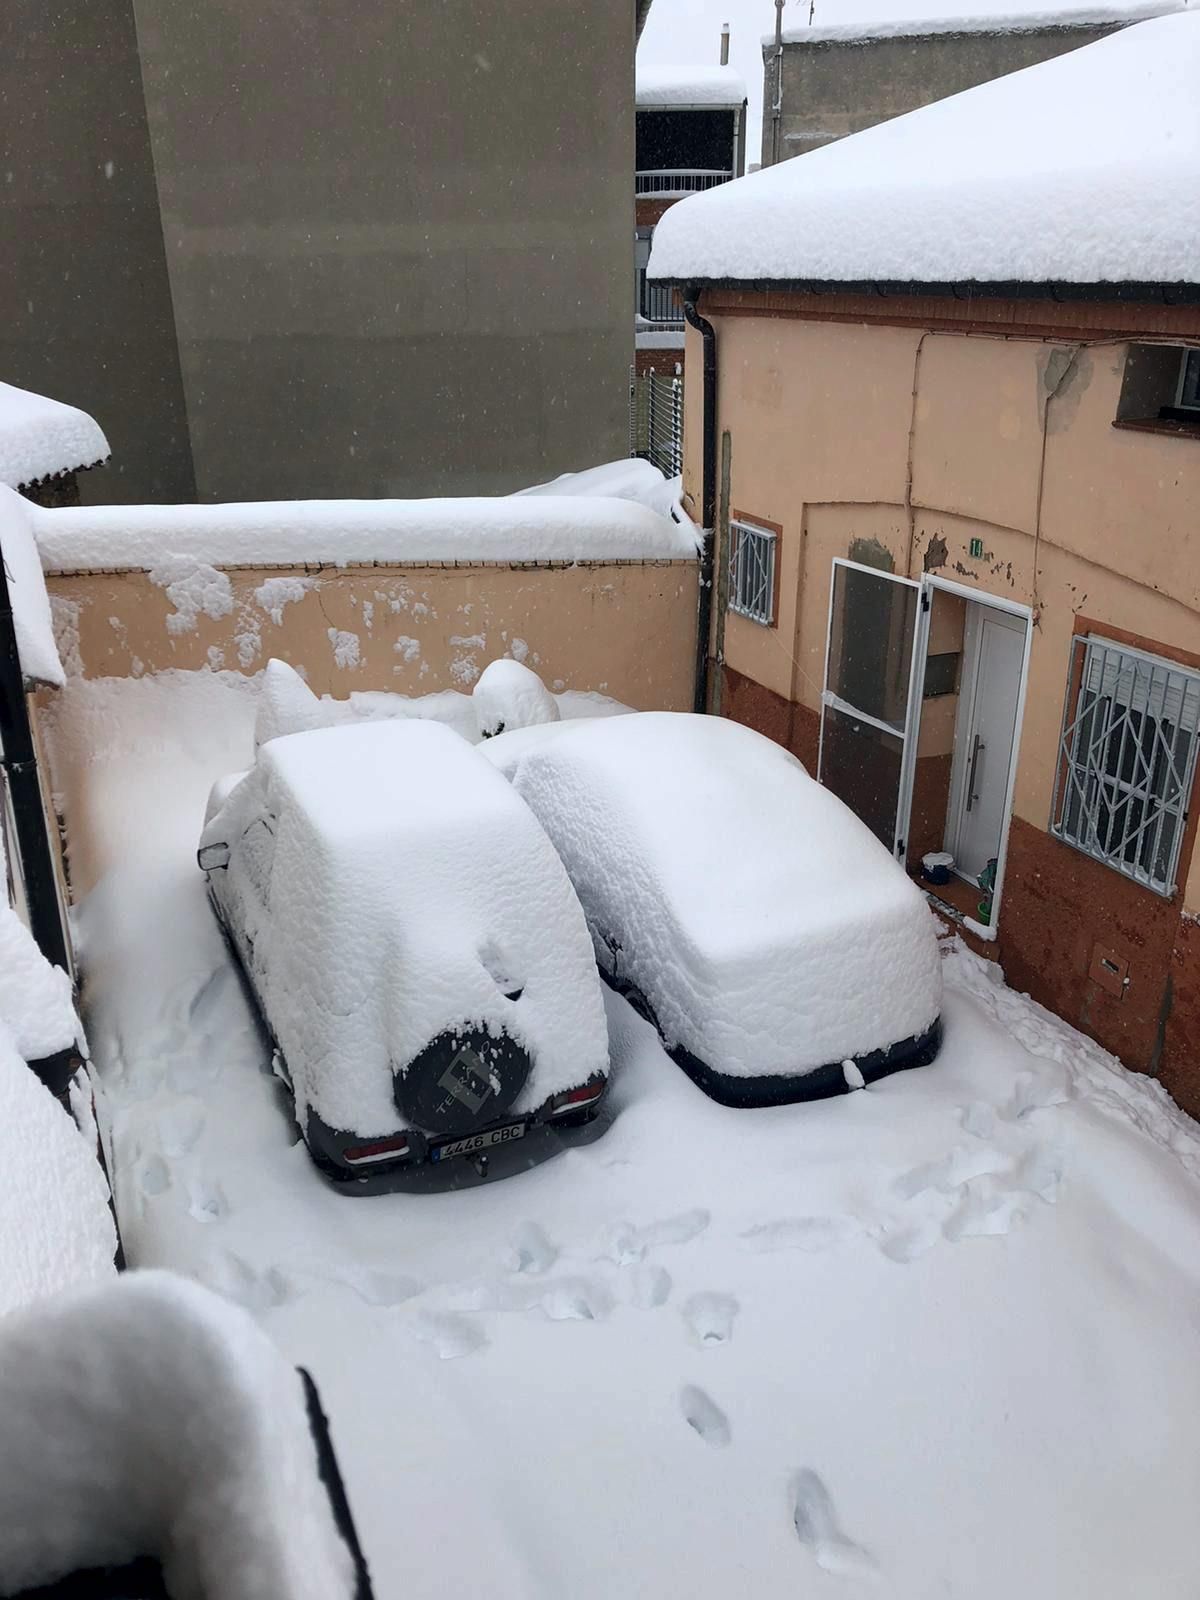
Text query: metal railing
629 366 683 480
635 168 732 197
636 272 683 328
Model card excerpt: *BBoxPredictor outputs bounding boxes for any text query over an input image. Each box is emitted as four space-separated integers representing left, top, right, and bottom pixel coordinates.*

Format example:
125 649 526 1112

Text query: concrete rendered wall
763 23 1130 162
131 0 634 502
682 298 1200 1102
0 0 195 502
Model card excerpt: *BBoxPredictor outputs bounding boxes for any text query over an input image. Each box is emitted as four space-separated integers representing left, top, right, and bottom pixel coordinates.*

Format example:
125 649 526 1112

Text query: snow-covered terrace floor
48 671 1200 1600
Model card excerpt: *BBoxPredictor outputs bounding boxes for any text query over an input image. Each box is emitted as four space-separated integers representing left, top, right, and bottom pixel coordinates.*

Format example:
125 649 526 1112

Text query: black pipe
683 292 716 715
0 532 71 977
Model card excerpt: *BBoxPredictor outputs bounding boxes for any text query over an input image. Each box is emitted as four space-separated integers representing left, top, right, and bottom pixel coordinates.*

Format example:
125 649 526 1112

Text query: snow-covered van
198 720 610 1184
482 712 943 1105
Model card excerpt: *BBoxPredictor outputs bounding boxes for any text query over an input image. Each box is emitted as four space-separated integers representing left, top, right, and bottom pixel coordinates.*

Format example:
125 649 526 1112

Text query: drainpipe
683 292 717 714
0 534 71 981
769 0 785 165
720 21 730 63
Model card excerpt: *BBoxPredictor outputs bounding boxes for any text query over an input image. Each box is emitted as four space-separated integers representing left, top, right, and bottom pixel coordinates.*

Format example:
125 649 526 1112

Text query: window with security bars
1177 349 1200 411
1051 636 1200 897
728 519 777 626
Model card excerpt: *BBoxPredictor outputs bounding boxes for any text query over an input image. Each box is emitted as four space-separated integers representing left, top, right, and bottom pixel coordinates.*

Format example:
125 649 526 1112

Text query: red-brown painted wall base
1161 914 1200 1113
635 349 683 378
721 665 818 771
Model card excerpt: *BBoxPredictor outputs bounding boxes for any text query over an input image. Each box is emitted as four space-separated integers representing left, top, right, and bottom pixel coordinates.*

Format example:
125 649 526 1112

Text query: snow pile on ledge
636 63 747 107
650 11 1200 287
0 381 109 491
0 486 64 686
202 719 609 1136
32 493 698 573
777 0 1185 45
0 1272 357 1598
0 1027 115 1317
514 457 681 521
484 712 942 1076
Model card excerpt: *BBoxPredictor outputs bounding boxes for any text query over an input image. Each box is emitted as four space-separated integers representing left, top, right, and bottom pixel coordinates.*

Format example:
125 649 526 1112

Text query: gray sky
636 0 1137 162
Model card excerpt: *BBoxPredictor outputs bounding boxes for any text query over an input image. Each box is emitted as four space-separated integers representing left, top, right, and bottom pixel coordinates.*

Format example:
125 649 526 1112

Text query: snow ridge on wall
0 382 109 490
775 0 1186 46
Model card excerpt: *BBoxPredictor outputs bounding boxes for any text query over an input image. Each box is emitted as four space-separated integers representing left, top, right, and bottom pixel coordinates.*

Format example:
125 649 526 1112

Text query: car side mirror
197 841 231 873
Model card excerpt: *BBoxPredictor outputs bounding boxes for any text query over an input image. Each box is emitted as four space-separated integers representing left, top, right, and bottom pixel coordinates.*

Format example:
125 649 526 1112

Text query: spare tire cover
396 1027 532 1138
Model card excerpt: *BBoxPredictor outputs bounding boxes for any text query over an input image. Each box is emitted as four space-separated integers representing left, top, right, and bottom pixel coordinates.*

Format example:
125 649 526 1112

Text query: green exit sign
969 537 985 558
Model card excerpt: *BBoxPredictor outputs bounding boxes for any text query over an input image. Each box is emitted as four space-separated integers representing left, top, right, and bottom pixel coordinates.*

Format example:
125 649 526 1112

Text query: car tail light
548 1082 605 1118
342 1134 411 1166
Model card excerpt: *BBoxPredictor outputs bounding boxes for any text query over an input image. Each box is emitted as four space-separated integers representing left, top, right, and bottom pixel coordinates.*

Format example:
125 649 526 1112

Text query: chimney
720 22 730 64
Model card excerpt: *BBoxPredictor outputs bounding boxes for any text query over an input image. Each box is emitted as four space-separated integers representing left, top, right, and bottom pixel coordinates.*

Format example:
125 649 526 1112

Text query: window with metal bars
1176 348 1200 412
728 519 776 626
1051 635 1200 897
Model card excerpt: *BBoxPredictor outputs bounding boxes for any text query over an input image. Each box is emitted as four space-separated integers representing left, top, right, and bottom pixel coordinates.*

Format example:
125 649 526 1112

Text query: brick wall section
1162 916 1200 1111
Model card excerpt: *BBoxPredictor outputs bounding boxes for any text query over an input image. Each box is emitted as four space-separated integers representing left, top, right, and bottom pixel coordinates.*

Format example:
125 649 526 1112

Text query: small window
728 518 777 626
1051 635 1200 897
1175 349 1200 412
922 651 960 699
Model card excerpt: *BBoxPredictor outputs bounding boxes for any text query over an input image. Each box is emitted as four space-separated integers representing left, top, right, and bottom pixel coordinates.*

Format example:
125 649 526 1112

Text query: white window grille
1176 348 1200 411
1051 635 1200 897
729 519 776 626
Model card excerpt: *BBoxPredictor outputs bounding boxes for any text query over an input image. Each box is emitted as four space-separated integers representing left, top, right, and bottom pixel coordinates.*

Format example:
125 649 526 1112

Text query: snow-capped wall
775 0 1186 45
636 63 748 107
1 485 64 686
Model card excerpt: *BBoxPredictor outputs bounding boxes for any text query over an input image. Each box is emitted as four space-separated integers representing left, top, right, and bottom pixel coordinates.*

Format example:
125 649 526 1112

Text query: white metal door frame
818 563 1033 940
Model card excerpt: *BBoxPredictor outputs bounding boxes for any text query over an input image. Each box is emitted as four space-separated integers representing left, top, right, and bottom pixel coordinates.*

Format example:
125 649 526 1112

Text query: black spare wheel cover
395 1027 532 1138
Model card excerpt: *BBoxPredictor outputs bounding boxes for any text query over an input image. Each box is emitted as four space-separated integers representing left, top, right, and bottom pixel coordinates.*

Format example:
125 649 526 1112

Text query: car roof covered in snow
481 712 941 1076
636 63 747 108
649 11 1200 294
202 719 609 1134
0 381 109 491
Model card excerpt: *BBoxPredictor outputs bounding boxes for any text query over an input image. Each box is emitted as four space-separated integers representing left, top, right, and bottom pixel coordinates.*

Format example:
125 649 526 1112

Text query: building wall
0 0 195 502
130 0 634 502
763 21 1137 163
46 559 698 705
683 295 1200 1108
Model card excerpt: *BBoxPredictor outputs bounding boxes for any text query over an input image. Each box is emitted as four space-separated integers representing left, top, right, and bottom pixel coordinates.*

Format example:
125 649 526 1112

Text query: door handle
966 735 986 813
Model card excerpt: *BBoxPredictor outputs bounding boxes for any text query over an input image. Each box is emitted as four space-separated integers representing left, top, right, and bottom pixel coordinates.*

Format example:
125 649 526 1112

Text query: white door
947 606 1027 882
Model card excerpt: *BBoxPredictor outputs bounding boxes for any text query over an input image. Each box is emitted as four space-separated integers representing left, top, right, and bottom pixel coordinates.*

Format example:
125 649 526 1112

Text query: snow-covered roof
0 382 109 491
650 11 1200 291
636 64 747 108
1 486 65 688
31 495 699 572
775 0 1185 46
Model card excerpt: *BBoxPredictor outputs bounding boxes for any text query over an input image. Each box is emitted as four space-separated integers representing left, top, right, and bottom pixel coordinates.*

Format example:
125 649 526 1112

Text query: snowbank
254 658 627 749
31 493 699 573
514 457 681 522
0 381 109 491
0 485 64 686
0 1271 357 1599
650 11 1200 287
636 63 748 107
776 0 1185 45
473 660 561 738
0 1024 115 1318
201 719 609 1136
483 712 942 1076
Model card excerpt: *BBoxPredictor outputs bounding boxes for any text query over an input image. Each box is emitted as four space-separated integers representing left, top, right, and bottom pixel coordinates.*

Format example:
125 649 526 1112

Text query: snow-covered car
481 712 943 1105
197 719 610 1184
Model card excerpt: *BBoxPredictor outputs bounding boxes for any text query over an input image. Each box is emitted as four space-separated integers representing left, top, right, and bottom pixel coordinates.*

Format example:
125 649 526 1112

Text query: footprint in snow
789 1469 877 1577
185 1175 228 1223
876 1220 940 1264
338 1267 424 1308
136 1154 171 1199
506 1222 558 1276
683 1292 738 1347
156 1099 207 1158
892 1144 1002 1201
942 1181 1030 1242
629 1263 672 1309
600 1209 711 1265
199 1250 297 1312
540 1278 613 1323
413 1311 487 1361
680 1385 731 1448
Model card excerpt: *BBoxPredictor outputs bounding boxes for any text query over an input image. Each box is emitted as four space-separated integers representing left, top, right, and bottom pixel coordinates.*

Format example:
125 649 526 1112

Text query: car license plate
431 1121 526 1163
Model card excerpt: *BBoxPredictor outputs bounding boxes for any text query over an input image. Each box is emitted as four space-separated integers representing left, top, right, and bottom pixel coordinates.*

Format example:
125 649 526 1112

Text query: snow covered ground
43 668 1200 1599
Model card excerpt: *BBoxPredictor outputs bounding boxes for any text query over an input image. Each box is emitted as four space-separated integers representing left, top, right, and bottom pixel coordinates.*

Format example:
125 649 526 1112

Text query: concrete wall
0 0 195 502
130 0 634 502
46 560 698 707
683 293 1200 1104
763 21 1134 163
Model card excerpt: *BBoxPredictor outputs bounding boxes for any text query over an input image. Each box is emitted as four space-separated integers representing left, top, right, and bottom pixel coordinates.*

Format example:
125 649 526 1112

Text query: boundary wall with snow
31 496 699 707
